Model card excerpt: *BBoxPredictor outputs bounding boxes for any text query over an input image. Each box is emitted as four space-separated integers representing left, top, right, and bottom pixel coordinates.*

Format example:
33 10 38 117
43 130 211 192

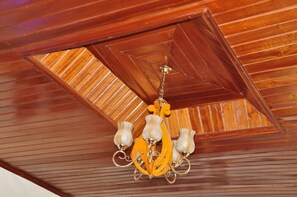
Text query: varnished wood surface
0 57 115 196
34 48 272 139
34 48 148 131
88 11 251 110
0 0 297 196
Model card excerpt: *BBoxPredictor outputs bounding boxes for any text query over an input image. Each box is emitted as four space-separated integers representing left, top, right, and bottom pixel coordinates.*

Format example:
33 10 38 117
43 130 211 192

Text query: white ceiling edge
0 168 59 197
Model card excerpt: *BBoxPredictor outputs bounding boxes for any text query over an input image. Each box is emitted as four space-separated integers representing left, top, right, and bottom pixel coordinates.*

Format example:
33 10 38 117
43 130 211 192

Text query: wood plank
273 106 297 118
260 83 297 97
215 0 297 24
222 101 237 131
227 18 297 46
171 93 243 109
255 75 297 90
208 103 224 132
0 0 102 27
199 105 213 133
251 65 297 82
239 42 297 65
244 53 297 74
232 99 249 130
220 6 297 36
265 92 297 104
234 31 297 56
0 59 33 74
188 107 203 133
198 126 277 141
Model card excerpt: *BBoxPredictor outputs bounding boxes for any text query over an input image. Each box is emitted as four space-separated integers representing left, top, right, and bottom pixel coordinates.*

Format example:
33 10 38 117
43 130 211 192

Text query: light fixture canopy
112 65 195 184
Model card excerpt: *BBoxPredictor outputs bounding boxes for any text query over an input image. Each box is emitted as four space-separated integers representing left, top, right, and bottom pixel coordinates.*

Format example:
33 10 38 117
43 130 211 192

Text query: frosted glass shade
175 128 196 154
172 140 181 163
114 121 134 148
142 114 163 143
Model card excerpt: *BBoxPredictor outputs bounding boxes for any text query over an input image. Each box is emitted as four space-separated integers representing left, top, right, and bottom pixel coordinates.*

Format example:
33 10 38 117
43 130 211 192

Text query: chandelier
112 65 195 184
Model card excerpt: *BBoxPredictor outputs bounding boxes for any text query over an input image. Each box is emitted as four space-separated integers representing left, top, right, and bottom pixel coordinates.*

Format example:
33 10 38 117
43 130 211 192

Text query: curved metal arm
165 170 177 184
170 157 191 175
112 150 137 168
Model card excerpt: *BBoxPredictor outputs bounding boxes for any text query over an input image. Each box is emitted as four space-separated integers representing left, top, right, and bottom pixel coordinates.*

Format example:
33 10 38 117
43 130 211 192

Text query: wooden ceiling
1 0 297 196
33 47 273 139
0 55 115 197
89 10 247 109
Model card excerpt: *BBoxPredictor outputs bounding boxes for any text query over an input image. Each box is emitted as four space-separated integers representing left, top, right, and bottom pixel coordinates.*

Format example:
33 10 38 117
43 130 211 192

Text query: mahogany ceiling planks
0 0 264 55
0 0 297 196
34 48 148 131
88 9 282 131
34 48 272 140
0 56 116 196
222 2 297 132
89 12 247 109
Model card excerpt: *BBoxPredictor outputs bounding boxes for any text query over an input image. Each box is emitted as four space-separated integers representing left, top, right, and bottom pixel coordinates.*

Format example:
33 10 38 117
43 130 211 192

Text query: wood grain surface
1 0 297 196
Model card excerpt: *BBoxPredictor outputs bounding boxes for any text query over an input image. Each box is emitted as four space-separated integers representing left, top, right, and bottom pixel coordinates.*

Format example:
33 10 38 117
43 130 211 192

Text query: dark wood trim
202 10 285 132
18 7 209 56
26 56 116 128
0 160 72 197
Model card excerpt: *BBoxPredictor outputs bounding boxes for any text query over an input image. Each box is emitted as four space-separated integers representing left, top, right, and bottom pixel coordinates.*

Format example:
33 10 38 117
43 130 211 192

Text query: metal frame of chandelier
112 65 196 184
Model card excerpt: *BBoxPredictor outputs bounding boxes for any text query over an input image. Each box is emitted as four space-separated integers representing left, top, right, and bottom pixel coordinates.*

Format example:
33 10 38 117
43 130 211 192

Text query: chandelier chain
158 65 172 99
159 72 166 99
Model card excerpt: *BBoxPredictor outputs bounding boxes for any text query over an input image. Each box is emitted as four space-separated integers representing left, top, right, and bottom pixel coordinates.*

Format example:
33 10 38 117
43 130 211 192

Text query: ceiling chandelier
112 65 196 184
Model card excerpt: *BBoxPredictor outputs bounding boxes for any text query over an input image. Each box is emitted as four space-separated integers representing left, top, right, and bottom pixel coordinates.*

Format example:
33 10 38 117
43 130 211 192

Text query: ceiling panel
33 47 273 140
1 0 297 197
89 13 247 109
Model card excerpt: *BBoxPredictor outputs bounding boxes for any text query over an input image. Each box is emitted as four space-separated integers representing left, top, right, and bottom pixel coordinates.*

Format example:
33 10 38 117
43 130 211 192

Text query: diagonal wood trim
0 160 72 197
203 11 284 132
26 56 116 128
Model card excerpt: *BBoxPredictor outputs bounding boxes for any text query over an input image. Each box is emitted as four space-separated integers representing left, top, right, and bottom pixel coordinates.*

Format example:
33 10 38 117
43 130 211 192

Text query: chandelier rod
158 65 172 99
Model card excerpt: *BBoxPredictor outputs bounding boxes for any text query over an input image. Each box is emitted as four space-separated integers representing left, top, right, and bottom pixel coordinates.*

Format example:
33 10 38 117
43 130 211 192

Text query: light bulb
142 114 163 143
175 128 196 154
113 121 134 149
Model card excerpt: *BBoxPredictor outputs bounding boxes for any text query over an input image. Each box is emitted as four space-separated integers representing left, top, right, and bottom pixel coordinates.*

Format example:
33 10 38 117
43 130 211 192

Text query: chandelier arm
170 157 191 175
112 150 142 168
165 170 177 184
134 168 144 181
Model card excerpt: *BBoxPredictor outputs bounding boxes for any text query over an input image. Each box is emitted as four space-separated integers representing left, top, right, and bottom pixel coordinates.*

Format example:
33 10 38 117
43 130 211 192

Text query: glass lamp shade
175 128 196 154
142 114 163 143
113 121 134 148
172 140 181 164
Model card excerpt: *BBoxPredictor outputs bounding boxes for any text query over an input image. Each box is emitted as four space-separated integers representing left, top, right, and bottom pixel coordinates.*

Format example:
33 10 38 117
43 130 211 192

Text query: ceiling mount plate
160 65 172 75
